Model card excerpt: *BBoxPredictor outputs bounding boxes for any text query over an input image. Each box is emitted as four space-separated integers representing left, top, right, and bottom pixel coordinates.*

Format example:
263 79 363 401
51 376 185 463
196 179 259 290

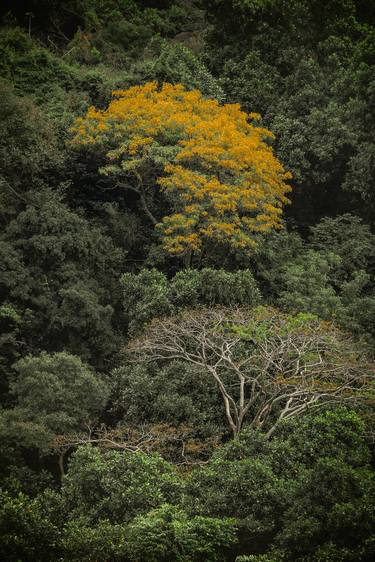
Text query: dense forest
0 1 375 560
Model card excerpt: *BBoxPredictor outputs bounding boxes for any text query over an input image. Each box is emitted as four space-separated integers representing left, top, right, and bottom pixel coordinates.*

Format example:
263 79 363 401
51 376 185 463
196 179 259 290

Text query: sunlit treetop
70 82 292 259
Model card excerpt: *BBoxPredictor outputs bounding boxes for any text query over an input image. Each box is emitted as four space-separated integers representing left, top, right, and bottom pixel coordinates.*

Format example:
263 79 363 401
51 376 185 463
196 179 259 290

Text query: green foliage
203 0 372 52
203 1 375 224
186 456 285 545
126 504 237 562
0 27 73 88
0 352 109 479
249 230 304 298
310 214 375 278
0 190 124 369
62 445 182 524
229 307 321 341
0 490 59 562
274 458 375 559
249 215 375 347
129 38 224 100
110 360 225 447
0 408 55 459
0 27 131 122
0 304 21 398
186 409 375 559
220 51 279 114
339 271 375 344
60 519 128 562
122 268 173 332
121 267 261 332
0 82 63 219
34 0 203 71
0 304 20 323
11 352 109 434
277 250 343 319
236 553 283 562
0 1 374 559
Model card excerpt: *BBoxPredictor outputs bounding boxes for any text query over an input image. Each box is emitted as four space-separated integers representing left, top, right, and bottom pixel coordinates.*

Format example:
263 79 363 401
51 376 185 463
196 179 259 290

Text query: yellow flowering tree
70 82 291 261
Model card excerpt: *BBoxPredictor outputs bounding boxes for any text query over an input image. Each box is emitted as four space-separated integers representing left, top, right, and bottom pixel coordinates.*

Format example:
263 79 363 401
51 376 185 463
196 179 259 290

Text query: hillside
0 2 374 560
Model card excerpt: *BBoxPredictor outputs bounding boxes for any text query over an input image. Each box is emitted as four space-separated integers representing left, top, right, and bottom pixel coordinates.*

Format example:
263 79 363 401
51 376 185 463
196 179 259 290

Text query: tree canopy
70 82 292 261
126 306 372 437
0 1 374 560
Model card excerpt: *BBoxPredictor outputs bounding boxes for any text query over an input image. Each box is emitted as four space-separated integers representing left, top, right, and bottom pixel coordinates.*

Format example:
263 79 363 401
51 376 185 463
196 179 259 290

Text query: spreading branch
125 307 373 437
52 422 217 479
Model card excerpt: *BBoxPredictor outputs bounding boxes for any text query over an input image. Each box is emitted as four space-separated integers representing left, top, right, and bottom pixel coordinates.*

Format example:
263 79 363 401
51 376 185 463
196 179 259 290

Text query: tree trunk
182 249 193 268
58 452 65 481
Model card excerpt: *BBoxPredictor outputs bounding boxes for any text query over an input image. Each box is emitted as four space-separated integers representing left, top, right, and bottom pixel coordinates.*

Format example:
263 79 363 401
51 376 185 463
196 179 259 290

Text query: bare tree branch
51 422 217 476
125 307 374 437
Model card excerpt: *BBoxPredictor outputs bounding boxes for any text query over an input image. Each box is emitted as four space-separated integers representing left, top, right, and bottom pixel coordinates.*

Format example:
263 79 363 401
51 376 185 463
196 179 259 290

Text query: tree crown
70 82 291 258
